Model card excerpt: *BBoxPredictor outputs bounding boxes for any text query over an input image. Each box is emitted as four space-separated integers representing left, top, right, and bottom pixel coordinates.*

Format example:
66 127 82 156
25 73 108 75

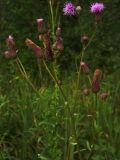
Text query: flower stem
43 60 82 160
87 75 92 85
15 57 41 97
43 60 66 100
37 58 43 86
49 0 55 37
84 25 98 52
95 93 98 108
76 47 85 90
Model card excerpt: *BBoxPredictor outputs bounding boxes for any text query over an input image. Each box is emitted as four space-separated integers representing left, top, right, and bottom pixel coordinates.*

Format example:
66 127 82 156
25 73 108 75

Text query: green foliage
0 0 120 160
0 68 120 159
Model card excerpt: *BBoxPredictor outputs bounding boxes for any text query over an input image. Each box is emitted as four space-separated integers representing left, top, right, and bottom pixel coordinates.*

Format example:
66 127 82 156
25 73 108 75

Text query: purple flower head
63 2 76 16
90 2 105 13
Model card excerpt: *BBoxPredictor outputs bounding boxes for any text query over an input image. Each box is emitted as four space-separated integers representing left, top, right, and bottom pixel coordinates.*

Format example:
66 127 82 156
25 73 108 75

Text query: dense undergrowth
0 68 120 159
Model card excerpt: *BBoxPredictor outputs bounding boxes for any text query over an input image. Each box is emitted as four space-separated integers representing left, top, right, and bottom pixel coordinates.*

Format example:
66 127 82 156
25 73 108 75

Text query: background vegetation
0 0 120 160
1 0 120 71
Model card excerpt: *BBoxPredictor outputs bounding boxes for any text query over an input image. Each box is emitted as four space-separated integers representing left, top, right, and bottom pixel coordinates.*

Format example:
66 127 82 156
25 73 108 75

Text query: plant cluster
1 1 120 160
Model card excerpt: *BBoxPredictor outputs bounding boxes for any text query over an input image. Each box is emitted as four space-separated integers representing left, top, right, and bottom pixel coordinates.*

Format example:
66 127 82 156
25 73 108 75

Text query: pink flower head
90 2 105 13
63 2 76 16
6 35 15 48
37 18 44 32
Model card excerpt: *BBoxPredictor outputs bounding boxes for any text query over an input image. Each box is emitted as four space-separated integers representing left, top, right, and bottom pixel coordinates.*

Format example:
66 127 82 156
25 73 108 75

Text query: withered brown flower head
25 38 35 48
25 38 42 58
42 32 51 48
76 6 82 14
93 69 102 81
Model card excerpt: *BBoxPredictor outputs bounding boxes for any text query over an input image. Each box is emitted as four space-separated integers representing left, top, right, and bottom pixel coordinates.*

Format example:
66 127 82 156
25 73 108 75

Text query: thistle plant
2 1 120 160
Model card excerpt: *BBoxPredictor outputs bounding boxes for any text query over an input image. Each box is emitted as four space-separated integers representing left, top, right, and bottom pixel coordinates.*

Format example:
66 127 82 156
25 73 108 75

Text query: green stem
76 47 85 90
43 60 82 160
16 57 28 77
84 25 98 52
74 25 98 107
94 93 99 126
37 58 43 86
64 104 70 160
55 1 60 26
0 152 4 160
77 24 98 90
49 0 55 37
43 60 66 101
15 58 41 97
87 75 92 85
95 93 98 108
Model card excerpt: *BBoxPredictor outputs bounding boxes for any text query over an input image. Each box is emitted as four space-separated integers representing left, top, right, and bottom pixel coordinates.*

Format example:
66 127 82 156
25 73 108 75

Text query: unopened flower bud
76 6 82 14
39 34 43 41
92 79 100 93
33 46 42 58
80 61 89 74
4 48 17 59
25 38 42 58
42 32 51 48
83 88 90 96
37 18 44 32
5 35 17 58
81 36 89 45
4 51 10 58
25 38 34 48
53 37 64 50
93 69 102 81
56 27 61 36
44 48 53 60
4 51 11 59
6 35 15 49
100 92 109 101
